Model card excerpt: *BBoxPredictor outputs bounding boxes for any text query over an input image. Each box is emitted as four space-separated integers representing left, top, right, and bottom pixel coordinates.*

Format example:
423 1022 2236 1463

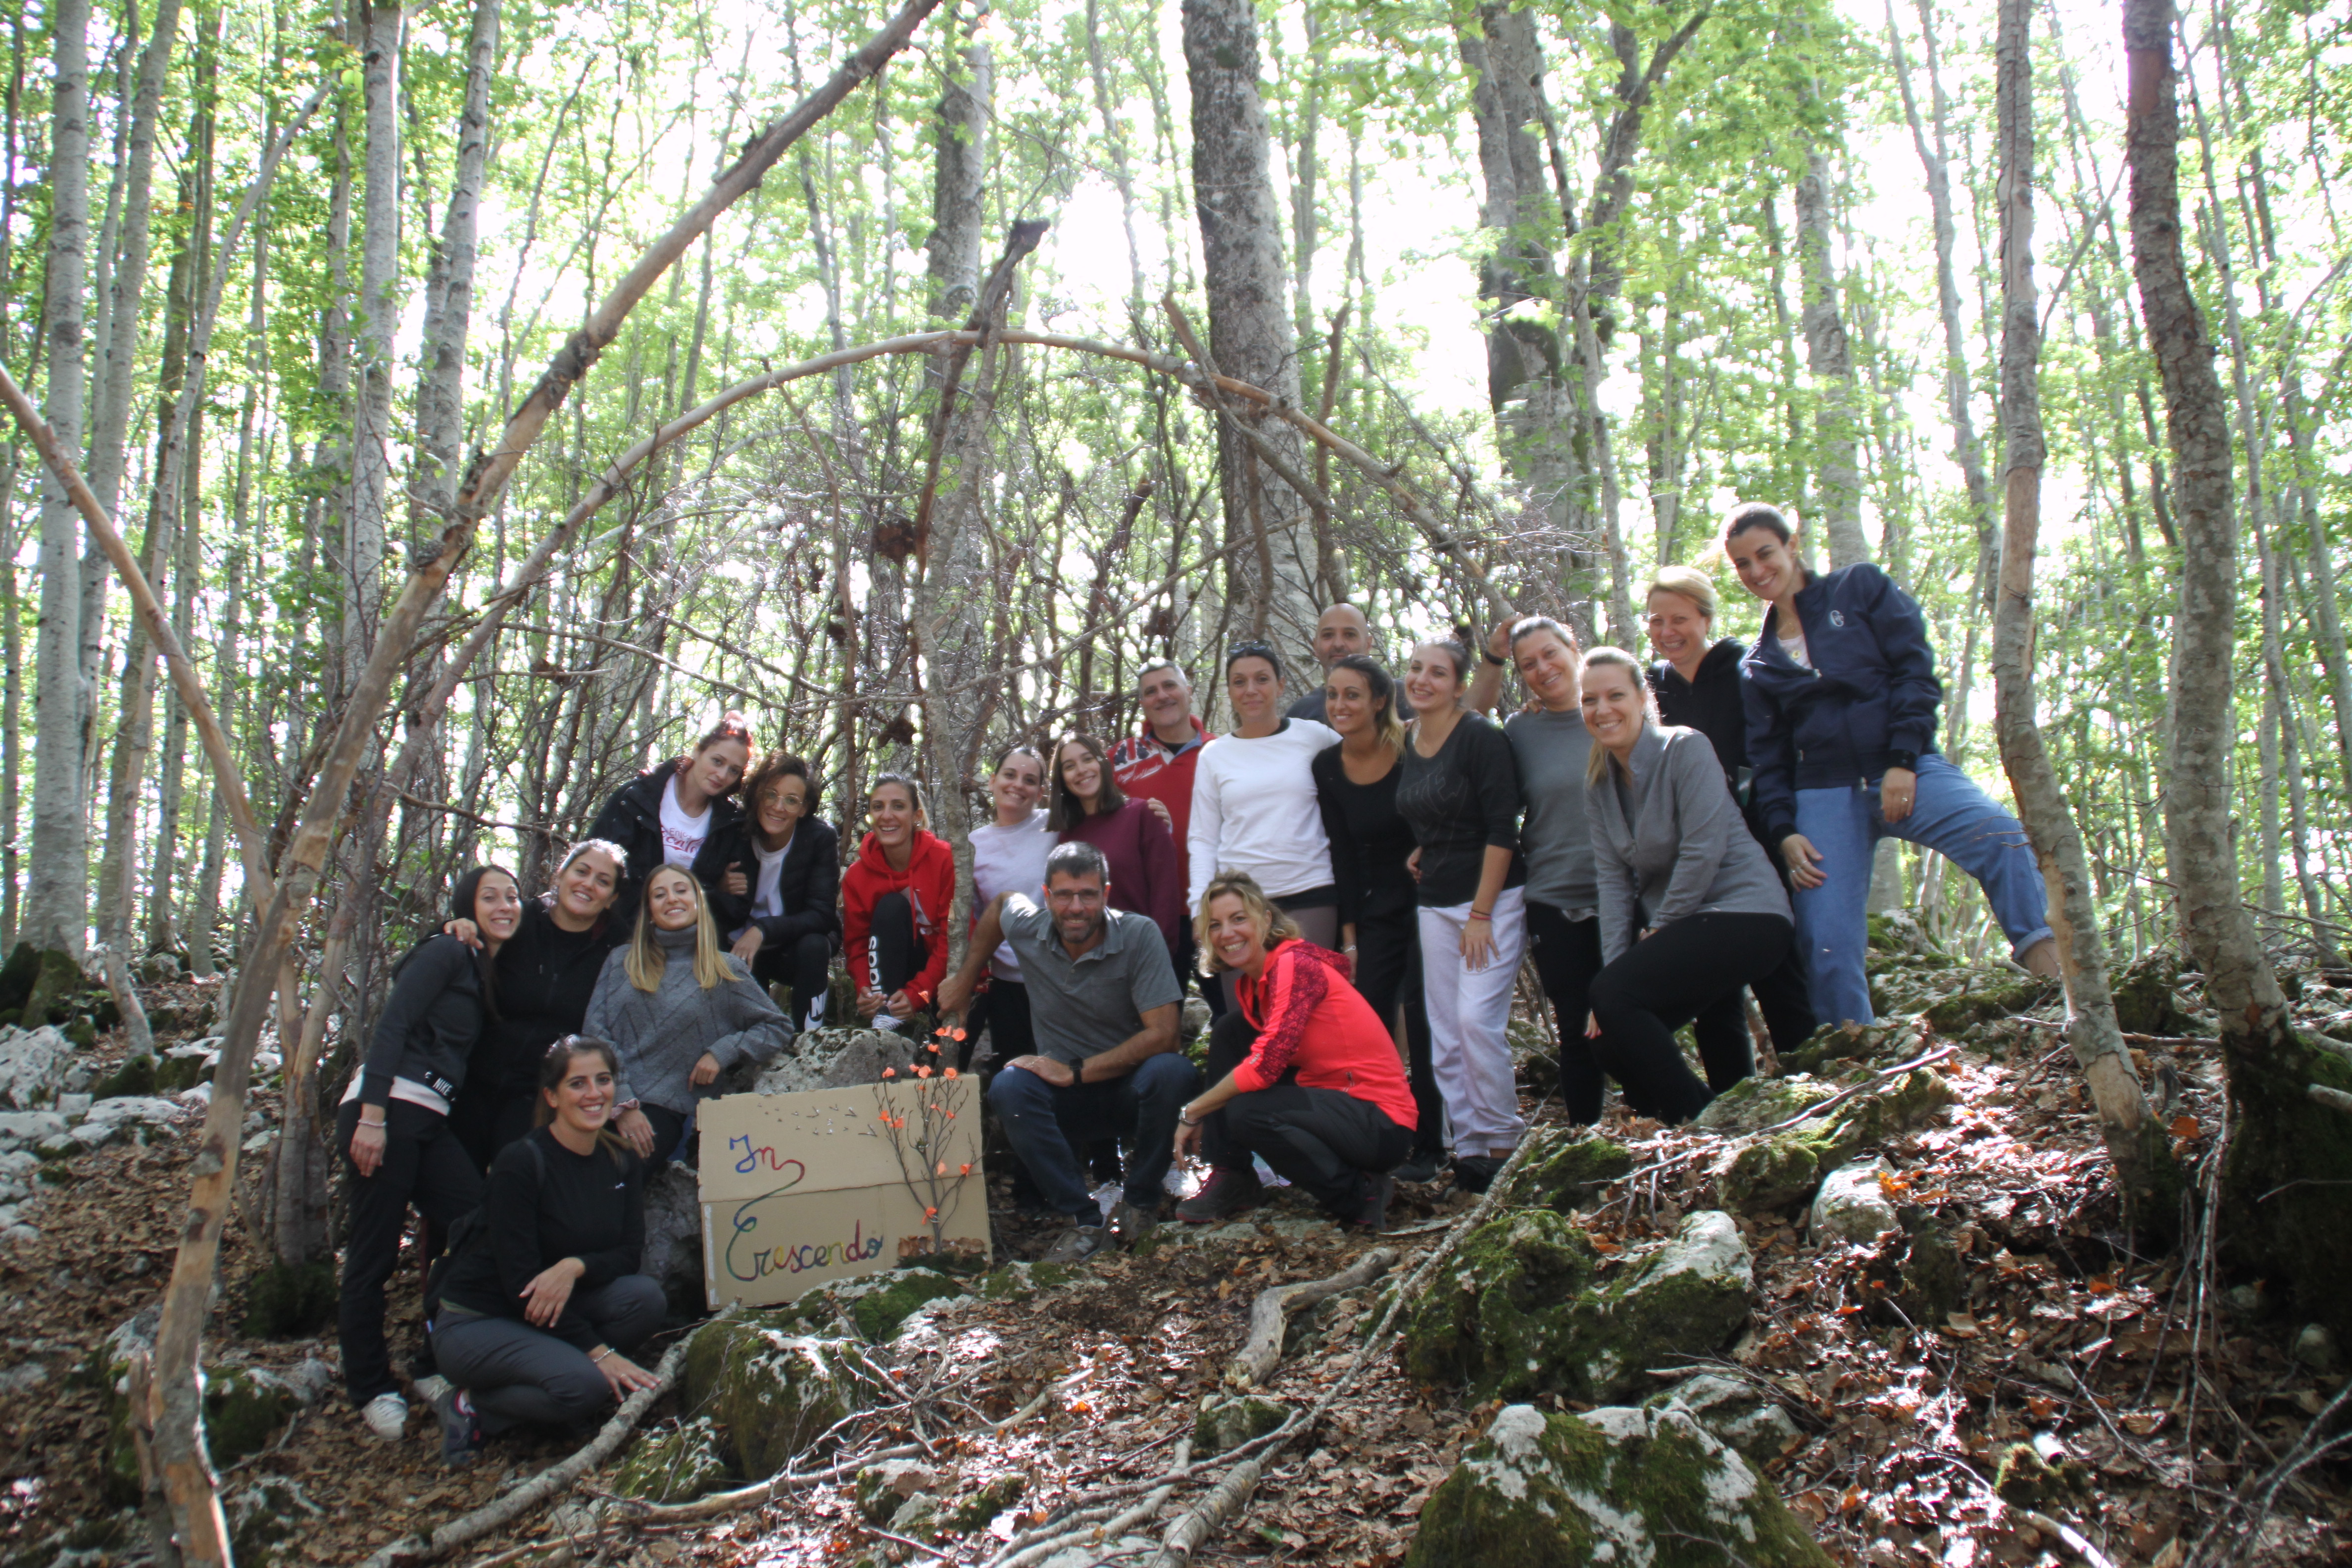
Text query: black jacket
703 814 842 947
586 765 746 929
1649 638 1750 790
467 899 625 1097
1740 563 1944 844
438 1127 643 1350
357 936 487 1110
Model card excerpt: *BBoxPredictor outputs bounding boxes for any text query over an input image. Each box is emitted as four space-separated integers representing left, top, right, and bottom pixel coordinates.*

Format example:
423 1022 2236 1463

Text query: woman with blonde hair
584 864 790 1163
1172 874 1416 1231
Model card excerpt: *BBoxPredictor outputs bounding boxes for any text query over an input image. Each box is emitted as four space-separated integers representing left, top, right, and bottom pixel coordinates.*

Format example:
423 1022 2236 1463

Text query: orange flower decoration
916 1065 932 1078
958 1163 972 1176
943 1068 959 1080
925 1205 938 1219
882 1068 896 1079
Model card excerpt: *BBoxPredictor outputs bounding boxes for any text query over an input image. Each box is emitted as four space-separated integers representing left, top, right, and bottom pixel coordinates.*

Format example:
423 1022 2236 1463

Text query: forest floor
2 956 2349 1568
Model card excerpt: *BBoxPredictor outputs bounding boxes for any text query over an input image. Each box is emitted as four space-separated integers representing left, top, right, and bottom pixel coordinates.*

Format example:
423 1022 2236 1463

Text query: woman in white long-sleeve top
1580 648 1793 1124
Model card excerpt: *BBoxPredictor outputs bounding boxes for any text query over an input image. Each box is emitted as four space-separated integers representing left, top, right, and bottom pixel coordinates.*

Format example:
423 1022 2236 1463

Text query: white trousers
1417 886 1528 1156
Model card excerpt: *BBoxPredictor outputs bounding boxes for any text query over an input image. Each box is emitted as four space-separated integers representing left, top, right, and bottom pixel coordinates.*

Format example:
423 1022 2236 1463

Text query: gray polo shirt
998 895 1184 1064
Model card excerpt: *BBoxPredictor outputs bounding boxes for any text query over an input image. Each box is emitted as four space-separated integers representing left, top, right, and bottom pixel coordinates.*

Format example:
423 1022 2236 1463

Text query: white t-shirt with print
659 776 712 869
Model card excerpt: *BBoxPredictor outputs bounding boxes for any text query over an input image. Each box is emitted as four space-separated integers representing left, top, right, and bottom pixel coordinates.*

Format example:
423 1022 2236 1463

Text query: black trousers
1586 913 1792 1125
449 1080 539 1176
1524 900 1609 1125
969 978 1032 1071
337 1099 483 1407
1351 907 1441 1157
750 930 836 1025
1201 1013 1411 1217
1720 806 1818 1057
433 1277 665 1434
639 1102 693 1165
865 890 930 1002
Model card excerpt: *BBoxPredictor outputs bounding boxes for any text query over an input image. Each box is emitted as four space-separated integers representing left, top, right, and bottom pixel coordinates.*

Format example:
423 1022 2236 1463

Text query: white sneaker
412 1373 452 1406
805 1003 828 1034
360 1391 407 1441
873 1014 899 1033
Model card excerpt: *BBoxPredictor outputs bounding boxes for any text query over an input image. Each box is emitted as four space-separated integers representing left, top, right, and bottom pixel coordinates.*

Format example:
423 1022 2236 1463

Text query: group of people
337 498 2061 1468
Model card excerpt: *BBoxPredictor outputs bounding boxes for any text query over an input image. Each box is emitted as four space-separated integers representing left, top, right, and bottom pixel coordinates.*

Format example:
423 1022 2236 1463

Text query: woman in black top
1395 638 1527 1193
336 866 520 1436
711 753 841 1035
1643 566 1816 1056
1310 655 1442 1180
448 840 628 1173
427 1037 663 1466
585 712 754 928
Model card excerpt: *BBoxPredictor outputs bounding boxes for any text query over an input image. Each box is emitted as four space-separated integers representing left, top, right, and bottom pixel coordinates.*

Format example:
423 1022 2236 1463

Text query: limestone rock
855 1459 939 1523
1712 1069 1953 1216
1401 1210 1752 1405
888 1490 940 1542
639 1163 704 1304
2290 1323 2340 1373
680 1324 870 1475
83 1095 185 1127
974 1260 1077 1302
1487 1126 1632 1213
223 1474 321 1567
1648 1373 1804 1465
946 1472 1029 1530
1193 1395 1285 1456
837 1267 964 1342
0 1026 71 1109
615 1417 732 1503
0 1111 68 1152
107 1363 300 1502
1405 1402 1833 1568
810 1028 924 1088
1693 1075 1839 1135
1811 1160 1899 1245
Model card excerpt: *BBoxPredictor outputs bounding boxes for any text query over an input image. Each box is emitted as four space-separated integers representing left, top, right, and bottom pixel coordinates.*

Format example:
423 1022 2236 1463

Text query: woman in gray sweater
1580 648 1792 1123
586 863 791 1162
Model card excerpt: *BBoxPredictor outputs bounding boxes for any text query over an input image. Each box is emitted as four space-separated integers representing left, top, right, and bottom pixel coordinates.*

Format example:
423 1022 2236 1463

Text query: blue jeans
987 1053 1201 1222
1791 753 2053 1027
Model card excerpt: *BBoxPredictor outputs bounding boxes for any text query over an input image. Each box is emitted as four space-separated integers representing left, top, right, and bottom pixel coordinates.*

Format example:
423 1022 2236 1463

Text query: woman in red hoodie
840 773 957 1031
1172 872 1416 1232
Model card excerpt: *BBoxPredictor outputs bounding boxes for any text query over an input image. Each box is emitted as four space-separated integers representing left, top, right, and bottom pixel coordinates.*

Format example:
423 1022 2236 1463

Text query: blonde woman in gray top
1579 648 1792 1124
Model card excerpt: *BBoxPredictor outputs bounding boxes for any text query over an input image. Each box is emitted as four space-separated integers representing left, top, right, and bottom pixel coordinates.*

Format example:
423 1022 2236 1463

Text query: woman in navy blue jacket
1727 502 2059 1027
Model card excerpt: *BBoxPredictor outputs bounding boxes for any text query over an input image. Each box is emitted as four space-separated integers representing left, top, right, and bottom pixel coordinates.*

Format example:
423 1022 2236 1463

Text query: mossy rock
1896 1214 1965 1323
854 1459 939 1523
1405 1403 1834 1568
1400 1211 1753 1405
91 1055 158 1102
947 1472 1029 1530
63 1018 98 1052
1193 1395 1285 1456
615 1417 731 1503
1866 912 1943 955
1692 1076 1840 1136
106 1365 300 1503
242 1261 337 1339
1993 1441 2092 1509
223 1475 320 1566
2109 950 2195 1037
1921 976 2055 1035
1645 1373 1805 1466
154 1053 206 1094
0 945 41 1017
16 950 88 1031
1715 1117 1860 1215
974 1260 1075 1301
5 1511 134 1568
679 1325 869 1475
1782 1022 1911 1075
841 1267 964 1341
1488 1127 1632 1213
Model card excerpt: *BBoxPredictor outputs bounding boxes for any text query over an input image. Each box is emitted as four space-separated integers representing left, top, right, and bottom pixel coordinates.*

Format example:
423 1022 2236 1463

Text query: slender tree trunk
23 0 93 962
346 0 402 684
413 0 497 521
1181 0 1320 665
1988 0 2163 1210
1795 146 1866 567
2124 0 2350 1328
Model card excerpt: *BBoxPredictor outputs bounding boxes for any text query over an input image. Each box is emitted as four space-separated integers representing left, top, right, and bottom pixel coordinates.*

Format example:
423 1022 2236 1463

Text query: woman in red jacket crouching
1172 872 1416 1232
840 773 956 1031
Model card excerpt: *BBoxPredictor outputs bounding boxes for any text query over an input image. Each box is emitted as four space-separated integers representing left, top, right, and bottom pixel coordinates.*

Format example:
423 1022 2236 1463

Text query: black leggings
433 1277 665 1433
750 930 836 1026
1201 1013 1411 1216
969 978 1033 1072
1586 912 1792 1124
337 1099 484 1407
1524 900 1609 1125
639 1103 692 1165
1351 908 1441 1157
864 890 931 1002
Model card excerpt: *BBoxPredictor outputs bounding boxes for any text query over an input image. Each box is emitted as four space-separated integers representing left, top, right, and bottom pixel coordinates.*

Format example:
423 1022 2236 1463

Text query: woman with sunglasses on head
708 753 840 1037
1048 731 1185 969
586 712 756 928
1396 635 1527 1194
965 745 1055 1069
839 773 958 1031
426 1037 663 1468
446 840 631 1173
584 864 791 1164
337 865 519 1444
1725 501 2058 1028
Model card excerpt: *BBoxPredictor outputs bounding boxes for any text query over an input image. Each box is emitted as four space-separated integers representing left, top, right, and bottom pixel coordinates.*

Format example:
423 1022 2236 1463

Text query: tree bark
2124 0 2350 1329
413 0 498 521
346 0 403 685
1988 0 2164 1214
1795 146 1866 567
23 0 93 962
1181 0 1319 666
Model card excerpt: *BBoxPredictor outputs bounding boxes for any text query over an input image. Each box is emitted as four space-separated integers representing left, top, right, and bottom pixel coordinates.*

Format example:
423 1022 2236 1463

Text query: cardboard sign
695 1075 988 1308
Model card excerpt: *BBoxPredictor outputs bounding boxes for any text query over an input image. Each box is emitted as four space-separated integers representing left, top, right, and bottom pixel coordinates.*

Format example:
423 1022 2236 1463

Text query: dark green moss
1489 1127 1633 1213
847 1268 964 1341
92 1054 158 1101
242 1261 337 1339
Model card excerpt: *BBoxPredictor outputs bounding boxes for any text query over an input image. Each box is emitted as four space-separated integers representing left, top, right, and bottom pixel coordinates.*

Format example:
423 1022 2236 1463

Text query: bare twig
1227 1248 1397 1389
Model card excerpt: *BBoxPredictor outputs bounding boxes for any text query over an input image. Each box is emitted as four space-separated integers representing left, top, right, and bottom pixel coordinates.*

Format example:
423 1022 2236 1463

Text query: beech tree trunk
2123 0 2351 1328
1794 146 1866 568
1181 0 1319 665
1988 0 2164 1212
346 0 402 684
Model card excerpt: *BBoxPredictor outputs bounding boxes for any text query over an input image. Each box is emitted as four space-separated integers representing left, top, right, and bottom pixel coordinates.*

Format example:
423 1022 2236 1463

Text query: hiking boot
1108 1198 1159 1249
1390 1150 1445 1185
1349 1172 1395 1233
1175 1165 1264 1225
1042 1222 1113 1265
1449 1155 1505 1195
359 1391 408 1442
432 1386 485 1468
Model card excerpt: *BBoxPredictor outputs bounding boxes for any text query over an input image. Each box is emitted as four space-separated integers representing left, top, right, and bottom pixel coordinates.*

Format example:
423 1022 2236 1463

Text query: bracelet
1467 909 1493 922
1482 648 1507 667
590 1347 613 1364
1178 1108 1201 1127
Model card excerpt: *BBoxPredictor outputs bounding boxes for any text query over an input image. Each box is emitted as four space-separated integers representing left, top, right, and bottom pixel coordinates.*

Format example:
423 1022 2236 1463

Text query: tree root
1226 1247 1396 1390
361 1310 735 1568
987 1442 1193 1568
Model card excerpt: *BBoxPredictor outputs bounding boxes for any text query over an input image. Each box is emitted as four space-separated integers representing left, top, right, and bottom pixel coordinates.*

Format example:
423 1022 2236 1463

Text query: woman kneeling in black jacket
426 1038 663 1466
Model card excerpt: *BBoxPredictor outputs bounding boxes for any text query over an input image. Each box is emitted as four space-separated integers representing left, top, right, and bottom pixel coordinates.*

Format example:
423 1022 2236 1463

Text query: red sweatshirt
1234 940 1417 1131
841 830 957 1005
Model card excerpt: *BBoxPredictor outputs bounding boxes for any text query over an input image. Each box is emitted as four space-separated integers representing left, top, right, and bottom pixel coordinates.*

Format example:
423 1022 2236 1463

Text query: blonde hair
625 868 731 991
1579 647 1657 786
1645 565 1719 622
1192 872 1304 976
